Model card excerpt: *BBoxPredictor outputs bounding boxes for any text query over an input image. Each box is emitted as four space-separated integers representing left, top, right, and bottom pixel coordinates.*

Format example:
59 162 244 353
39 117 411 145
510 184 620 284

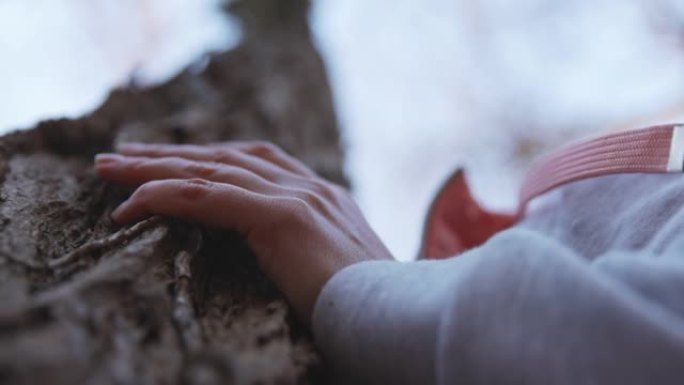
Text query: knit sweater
313 172 684 384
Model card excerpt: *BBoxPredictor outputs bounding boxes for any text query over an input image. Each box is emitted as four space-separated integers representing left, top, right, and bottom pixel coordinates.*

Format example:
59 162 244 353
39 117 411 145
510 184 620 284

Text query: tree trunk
0 1 344 383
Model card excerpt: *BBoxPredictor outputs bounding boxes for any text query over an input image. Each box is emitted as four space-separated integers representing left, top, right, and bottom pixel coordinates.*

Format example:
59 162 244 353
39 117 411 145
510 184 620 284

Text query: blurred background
2 0 684 261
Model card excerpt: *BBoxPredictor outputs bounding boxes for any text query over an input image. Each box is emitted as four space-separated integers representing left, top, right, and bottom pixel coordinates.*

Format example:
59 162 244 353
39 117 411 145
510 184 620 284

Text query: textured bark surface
0 1 344 383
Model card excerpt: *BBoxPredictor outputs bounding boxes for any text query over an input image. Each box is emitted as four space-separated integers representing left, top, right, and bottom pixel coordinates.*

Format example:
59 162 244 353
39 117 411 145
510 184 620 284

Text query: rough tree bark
0 1 345 383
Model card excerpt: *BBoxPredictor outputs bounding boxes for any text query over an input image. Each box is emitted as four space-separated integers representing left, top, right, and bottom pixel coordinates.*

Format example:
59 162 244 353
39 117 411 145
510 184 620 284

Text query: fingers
98 141 322 233
117 141 316 178
115 143 286 182
227 141 316 177
95 154 275 193
110 178 270 232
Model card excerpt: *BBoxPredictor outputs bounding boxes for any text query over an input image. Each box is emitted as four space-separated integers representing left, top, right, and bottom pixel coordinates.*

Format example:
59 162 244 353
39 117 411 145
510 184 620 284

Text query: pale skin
95 142 394 323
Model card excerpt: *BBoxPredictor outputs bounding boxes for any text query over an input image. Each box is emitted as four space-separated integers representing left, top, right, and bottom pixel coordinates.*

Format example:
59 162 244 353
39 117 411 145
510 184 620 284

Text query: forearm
313 229 684 384
313 258 462 384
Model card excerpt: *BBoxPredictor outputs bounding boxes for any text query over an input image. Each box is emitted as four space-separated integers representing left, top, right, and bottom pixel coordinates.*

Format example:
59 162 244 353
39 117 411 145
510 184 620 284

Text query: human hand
95 142 393 322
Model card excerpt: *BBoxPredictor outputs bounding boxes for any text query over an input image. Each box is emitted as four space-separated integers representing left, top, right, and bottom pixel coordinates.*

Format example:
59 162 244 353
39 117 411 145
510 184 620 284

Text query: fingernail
111 202 127 222
95 153 124 164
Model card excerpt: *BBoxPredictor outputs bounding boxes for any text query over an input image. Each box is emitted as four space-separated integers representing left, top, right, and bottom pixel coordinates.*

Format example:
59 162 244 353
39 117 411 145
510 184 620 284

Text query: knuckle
127 157 147 172
179 178 212 200
210 149 232 164
250 141 280 155
217 163 244 178
304 179 338 201
296 188 327 213
132 181 160 202
299 189 317 203
280 197 314 223
184 161 218 178
315 180 335 196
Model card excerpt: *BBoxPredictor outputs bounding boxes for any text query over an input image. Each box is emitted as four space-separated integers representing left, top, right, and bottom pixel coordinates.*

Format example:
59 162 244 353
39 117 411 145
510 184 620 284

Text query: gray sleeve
312 228 684 385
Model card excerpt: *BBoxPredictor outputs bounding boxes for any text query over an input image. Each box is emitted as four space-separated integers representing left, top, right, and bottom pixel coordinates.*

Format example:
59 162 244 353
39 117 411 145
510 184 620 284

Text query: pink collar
520 124 684 213
419 124 684 259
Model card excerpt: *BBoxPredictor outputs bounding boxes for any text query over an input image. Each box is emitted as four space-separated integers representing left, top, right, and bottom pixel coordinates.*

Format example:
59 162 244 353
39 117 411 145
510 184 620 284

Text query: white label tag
667 125 684 172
